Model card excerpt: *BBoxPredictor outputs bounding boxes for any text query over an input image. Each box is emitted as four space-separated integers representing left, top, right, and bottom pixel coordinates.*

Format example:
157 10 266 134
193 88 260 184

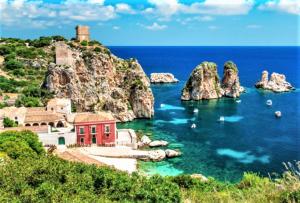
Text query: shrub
80 40 88 46
3 117 17 128
94 47 101 52
4 59 24 70
15 95 41 107
88 40 102 46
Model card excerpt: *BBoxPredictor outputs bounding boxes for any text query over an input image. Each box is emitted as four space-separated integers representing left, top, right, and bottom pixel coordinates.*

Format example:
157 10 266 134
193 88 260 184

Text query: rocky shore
255 70 294 92
150 73 179 83
181 61 244 100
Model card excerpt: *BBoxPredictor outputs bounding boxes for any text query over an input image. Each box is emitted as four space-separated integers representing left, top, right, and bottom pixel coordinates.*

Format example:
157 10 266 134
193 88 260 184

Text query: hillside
0 37 154 122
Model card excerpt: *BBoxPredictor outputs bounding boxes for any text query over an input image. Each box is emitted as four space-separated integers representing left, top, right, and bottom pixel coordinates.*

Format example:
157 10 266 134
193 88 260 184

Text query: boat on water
236 100 241 103
193 108 199 113
219 116 225 122
191 123 196 128
266 100 272 106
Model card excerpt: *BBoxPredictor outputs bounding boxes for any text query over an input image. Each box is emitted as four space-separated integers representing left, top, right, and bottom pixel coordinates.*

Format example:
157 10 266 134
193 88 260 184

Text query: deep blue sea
110 46 300 182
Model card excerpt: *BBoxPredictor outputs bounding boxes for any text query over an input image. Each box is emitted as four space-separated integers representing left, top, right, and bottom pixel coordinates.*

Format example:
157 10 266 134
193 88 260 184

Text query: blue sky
0 0 299 46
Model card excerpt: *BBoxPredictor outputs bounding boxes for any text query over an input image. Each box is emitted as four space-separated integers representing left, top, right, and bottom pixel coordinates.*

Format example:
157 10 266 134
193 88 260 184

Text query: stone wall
55 42 73 66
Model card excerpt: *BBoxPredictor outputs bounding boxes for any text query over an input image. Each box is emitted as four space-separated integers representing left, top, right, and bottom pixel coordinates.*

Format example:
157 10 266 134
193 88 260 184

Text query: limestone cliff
45 42 154 122
221 61 244 98
181 62 223 100
181 61 244 100
255 70 294 92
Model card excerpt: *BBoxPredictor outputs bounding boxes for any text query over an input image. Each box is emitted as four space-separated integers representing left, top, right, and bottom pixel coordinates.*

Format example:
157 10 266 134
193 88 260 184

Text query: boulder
255 71 294 92
150 73 179 83
165 149 181 158
148 150 166 161
149 140 169 147
141 135 152 145
181 62 223 100
191 174 209 182
221 61 244 98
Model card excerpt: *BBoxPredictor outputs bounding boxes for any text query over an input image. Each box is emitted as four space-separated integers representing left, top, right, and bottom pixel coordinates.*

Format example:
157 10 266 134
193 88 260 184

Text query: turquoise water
113 46 300 182
118 83 300 182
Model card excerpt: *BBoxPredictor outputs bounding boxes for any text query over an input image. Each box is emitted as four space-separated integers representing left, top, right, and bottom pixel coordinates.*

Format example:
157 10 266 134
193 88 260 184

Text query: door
92 135 96 144
58 137 65 145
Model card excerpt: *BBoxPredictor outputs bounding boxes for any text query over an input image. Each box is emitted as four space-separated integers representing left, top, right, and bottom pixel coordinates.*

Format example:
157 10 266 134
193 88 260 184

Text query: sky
0 0 299 46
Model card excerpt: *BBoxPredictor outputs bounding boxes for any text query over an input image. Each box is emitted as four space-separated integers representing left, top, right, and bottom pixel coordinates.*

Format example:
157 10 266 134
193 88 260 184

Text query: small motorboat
191 123 197 128
275 111 281 118
236 100 241 103
219 116 225 122
193 108 199 113
266 100 272 106
160 104 165 108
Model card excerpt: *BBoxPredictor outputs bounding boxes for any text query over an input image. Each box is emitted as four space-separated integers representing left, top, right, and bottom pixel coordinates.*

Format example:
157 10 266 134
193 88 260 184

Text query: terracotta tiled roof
74 112 115 123
25 108 64 123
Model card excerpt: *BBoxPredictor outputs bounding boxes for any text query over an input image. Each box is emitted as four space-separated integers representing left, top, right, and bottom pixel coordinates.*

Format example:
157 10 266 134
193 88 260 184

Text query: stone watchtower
76 25 90 42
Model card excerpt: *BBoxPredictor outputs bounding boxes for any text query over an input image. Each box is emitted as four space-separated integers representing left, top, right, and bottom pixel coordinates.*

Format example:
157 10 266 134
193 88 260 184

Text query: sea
109 46 300 182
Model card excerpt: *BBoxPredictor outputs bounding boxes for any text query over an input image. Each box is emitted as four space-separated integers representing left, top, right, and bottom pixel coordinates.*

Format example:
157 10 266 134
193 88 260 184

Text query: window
80 137 84 144
91 126 96 134
79 127 85 134
104 125 110 133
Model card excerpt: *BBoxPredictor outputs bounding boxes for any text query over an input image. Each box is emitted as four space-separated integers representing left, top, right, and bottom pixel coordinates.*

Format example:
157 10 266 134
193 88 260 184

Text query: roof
47 98 70 106
25 108 64 123
74 112 115 124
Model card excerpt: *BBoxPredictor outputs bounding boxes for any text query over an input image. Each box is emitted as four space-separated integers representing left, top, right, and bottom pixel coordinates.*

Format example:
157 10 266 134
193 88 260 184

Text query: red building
74 112 116 146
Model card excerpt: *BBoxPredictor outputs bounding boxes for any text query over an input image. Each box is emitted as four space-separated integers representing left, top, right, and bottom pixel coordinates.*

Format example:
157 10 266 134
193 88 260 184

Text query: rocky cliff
255 70 294 92
221 61 244 98
181 62 223 100
150 73 179 83
181 61 243 100
45 42 154 122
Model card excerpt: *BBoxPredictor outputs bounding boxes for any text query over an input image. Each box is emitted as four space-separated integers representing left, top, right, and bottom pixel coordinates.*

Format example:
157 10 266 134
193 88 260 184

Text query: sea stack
221 61 244 98
181 62 223 100
150 73 179 83
255 70 294 92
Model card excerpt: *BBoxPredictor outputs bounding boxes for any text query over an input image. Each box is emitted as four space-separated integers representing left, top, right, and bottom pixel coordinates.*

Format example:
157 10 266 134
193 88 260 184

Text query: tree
3 117 17 128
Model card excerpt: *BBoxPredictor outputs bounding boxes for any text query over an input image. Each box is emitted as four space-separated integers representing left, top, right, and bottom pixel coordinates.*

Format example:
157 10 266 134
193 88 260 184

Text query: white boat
219 116 225 122
236 100 241 103
191 123 196 128
266 100 272 106
193 108 199 113
160 104 165 108
275 111 281 118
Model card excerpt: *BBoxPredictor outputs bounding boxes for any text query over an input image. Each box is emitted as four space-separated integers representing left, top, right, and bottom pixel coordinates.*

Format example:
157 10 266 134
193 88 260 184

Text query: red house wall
75 121 116 146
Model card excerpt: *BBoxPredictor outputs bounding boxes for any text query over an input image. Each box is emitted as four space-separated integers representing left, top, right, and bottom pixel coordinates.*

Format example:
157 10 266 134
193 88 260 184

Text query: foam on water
158 104 185 111
217 148 270 164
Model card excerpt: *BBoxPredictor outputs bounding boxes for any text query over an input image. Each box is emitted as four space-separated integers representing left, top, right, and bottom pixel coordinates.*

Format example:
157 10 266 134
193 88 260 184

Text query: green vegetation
80 40 88 46
3 117 17 128
224 61 238 73
0 130 299 202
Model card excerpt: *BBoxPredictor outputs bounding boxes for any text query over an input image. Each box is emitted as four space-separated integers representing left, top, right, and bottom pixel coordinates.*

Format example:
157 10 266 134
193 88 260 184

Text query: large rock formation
221 61 244 98
255 70 294 92
45 42 154 122
181 61 244 100
150 73 179 83
181 62 223 100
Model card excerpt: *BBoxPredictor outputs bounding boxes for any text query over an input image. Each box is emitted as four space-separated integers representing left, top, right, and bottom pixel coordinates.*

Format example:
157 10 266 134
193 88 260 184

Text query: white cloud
259 0 300 15
246 24 261 29
116 3 135 14
177 15 214 25
1 0 117 28
87 0 105 5
141 22 167 30
145 0 254 17
113 26 120 30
